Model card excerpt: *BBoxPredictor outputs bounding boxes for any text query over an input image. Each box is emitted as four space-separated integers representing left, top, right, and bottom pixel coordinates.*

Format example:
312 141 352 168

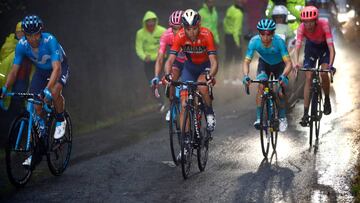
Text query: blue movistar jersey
245 34 289 65
13 32 67 70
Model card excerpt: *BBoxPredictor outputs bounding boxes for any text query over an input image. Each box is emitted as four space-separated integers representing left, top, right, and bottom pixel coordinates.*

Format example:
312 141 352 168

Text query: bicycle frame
6 93 52 152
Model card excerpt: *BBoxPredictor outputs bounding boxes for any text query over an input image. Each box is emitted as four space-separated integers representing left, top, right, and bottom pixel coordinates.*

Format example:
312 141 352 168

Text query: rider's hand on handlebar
205 74 216 86
42 87 53 102
150 76 159 87
165 73 173 83
278 74 289 87
0 86 7 99
242 75 251 86
329 66 336 75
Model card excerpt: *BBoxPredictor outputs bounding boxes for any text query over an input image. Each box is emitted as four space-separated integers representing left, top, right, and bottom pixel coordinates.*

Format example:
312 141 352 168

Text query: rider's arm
243 38 255 75
323 21 336 67
154 52 165 77
5 42 23 89
282 58 292 76
47 38 63 90
208 54 218 77
206 32 218 77
47 61 61 90
164 54 176 75
279 38 293 76
328 44 335 67
154 31 169 77
294 25 304 66
4 64 20 89
243 59 251 76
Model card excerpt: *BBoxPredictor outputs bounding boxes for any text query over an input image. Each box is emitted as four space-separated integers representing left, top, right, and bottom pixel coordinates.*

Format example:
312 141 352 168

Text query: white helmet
272 5 288 16
181 9 201 27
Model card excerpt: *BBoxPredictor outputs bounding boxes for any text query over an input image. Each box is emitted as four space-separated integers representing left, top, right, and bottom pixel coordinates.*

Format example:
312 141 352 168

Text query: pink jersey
296 18 334 49
158 27 186 63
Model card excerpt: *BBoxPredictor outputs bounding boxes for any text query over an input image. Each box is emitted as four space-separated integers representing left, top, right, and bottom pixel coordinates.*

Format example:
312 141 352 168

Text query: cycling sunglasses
259 30 274 36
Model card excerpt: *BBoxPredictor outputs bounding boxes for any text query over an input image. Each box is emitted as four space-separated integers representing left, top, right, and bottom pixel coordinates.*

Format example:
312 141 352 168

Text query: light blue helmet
257 19 276 31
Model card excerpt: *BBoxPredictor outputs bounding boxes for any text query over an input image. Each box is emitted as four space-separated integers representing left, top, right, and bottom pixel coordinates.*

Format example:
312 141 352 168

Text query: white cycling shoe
54 120 66 139
279 117 288 132
206 114 216 132
22 155 32 167
165 110 170 122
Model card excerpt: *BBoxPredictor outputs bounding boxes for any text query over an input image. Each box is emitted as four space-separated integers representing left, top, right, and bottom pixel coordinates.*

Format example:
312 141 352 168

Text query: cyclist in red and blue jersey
152 10 186 121
294 6 336 127
242 19 292 132
1 15 69 145
164 9 218 132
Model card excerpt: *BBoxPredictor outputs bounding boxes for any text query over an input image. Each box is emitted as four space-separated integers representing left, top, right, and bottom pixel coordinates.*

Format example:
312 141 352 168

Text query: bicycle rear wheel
270 99 279 150
47 111 73 176
181 108 194 179
260 98 270 158
197 109 209 172
169 100 181 165
5 113 34 187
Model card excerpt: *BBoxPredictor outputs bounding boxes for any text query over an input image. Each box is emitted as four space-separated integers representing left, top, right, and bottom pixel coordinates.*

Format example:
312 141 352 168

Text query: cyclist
151 10 186 121
242 19 292 132
294 6 335 126
267 0 305 31
1 15 69 163
271 5 295 42
164 9 218 132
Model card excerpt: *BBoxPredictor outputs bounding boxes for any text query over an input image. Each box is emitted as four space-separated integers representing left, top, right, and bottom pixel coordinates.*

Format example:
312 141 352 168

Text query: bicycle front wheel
260 98 270 158
47 111 73 176
5 113 34 187
169 100 181 165
197 110 209 172
314 88 322 139
270 99 279 151
181 108 194 179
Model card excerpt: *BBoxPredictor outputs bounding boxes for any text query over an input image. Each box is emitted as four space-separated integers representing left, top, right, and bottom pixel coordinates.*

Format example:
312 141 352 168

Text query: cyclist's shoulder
199 27 213 37
41 33 59 44
249 35 261 45
273 34 286 44
17 36 28 47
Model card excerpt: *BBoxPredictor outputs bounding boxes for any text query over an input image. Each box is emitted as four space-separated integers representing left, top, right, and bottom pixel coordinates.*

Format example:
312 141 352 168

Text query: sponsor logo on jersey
182 45 207 54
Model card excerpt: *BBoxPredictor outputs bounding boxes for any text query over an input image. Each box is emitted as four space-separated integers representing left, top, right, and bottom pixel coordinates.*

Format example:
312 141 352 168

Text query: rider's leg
169 67 181 101
197 74 216 132
320 63 331 115
303 71 312 115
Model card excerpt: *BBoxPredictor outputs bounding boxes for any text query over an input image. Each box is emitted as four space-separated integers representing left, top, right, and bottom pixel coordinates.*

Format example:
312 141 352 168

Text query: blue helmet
256 19 276 31
22 15 43 34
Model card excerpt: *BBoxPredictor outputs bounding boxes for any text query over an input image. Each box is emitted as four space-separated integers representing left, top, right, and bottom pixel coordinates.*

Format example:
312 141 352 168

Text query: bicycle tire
47 111 73 176
315 87 322 139
309 90 319 147
169 100 181 165
197 109 209 172
270 98 279 150
5 113 34 187
260 98 270 158
181 108 193 179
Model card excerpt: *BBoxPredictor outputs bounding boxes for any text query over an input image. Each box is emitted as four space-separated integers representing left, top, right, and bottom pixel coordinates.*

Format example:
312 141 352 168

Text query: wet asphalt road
1 45 360 202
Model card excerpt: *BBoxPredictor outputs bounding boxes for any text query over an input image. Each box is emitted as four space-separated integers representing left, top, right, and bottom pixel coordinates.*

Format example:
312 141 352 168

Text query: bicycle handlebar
245 80 281 95
299 67 334 83
1 92 52 112
170 80 208 87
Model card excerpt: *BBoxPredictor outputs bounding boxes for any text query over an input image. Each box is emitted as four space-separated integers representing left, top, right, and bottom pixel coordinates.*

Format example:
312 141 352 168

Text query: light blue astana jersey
245 34 289 65
13 32 66 70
